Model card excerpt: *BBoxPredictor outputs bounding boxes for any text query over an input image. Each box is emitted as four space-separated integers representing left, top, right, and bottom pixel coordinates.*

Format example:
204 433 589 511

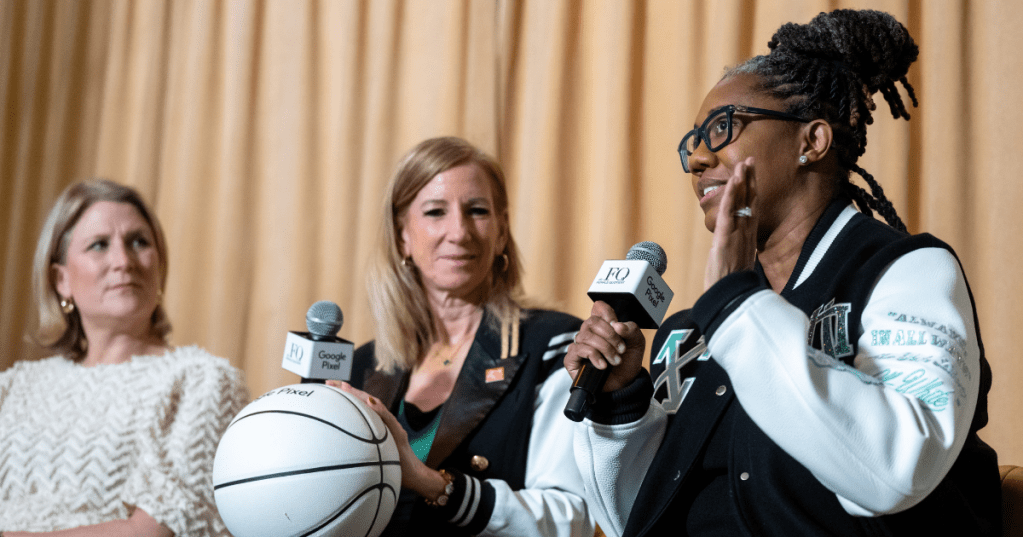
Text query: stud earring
798 155 809 165
59 297 75 314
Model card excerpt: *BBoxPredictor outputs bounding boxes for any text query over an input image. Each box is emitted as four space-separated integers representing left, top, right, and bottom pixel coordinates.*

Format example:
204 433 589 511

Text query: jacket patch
653 331 706 415
807 299 853 359
652 329 694 365
485 367 505 383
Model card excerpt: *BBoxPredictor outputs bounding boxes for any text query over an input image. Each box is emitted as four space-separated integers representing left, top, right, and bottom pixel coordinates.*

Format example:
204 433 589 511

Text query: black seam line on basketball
376 442 384 496
299 482 399 537
234 388 391 447
321 387 377 441
230 386 391 449
229 409 390 444
213 461 401 491
374 429 392 491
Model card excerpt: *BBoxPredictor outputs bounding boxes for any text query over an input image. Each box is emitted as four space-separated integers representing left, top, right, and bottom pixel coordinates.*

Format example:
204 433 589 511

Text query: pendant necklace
435 336 472 367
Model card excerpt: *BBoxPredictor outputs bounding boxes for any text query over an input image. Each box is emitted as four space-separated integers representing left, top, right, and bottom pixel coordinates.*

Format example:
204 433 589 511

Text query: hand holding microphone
564 242 674 421
565 301 646 401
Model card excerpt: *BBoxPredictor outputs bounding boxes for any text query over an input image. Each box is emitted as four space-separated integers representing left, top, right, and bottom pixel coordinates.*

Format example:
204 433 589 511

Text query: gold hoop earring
59 297 75 314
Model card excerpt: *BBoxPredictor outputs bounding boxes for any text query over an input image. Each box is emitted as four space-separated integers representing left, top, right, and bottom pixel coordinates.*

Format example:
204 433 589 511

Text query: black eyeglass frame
677 104 810 173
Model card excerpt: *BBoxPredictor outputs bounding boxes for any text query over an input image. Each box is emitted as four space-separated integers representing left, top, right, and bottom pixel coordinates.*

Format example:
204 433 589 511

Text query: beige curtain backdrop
2 0 1022 466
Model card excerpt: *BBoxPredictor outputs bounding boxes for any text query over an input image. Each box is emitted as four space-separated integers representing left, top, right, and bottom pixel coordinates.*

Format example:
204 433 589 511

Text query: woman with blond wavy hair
0 179 248 537
332 136 593 536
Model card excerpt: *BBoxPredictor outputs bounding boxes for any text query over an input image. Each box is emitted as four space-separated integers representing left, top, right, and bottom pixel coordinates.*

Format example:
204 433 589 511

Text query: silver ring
734 207 752 218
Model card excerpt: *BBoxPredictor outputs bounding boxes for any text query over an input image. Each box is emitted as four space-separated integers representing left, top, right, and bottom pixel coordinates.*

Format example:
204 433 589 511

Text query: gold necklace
431 336 473 367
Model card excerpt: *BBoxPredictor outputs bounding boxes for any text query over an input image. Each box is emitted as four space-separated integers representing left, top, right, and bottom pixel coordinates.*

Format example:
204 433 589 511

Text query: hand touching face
687 73 806 235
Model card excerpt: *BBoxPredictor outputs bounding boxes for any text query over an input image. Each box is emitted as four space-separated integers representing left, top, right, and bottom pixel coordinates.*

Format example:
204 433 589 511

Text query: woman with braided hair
566 9 1000 537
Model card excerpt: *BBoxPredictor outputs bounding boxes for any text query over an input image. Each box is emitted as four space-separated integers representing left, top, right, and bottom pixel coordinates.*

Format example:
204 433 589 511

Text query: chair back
1002 465 1023 537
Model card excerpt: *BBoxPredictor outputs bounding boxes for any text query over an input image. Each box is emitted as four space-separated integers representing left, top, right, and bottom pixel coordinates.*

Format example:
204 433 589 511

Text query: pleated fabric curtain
2 0 1022 464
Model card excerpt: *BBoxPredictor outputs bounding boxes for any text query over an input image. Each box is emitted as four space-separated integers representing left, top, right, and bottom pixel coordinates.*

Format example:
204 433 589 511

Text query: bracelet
422 469 455 507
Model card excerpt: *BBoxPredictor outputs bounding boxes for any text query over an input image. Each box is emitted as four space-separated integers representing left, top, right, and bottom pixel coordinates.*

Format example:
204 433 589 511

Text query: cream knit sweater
0 346 249 535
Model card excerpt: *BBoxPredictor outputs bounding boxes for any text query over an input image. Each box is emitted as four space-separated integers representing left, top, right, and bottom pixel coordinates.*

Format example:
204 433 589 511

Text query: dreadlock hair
728 9 918 232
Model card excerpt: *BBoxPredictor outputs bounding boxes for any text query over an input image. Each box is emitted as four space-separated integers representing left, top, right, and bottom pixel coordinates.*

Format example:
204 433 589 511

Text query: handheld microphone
281 301 355 383
564 242 674 421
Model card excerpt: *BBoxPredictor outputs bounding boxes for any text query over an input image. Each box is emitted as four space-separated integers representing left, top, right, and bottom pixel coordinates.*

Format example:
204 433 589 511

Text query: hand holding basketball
328 381 440 500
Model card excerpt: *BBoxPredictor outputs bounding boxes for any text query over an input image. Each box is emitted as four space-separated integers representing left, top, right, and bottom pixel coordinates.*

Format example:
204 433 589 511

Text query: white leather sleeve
572 403 667 537
483 368 595 536
709 247 980 515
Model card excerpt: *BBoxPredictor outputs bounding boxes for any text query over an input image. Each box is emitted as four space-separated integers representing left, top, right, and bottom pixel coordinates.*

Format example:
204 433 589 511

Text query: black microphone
281 301 355 383
564 242 674 422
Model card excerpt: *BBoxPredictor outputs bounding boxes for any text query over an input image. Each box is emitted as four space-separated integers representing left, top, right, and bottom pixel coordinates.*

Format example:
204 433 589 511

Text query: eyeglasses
677 104 809 173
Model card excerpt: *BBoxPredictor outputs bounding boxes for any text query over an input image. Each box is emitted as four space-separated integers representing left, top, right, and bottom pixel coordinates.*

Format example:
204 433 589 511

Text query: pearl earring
799 155 809 165
59 297 75 314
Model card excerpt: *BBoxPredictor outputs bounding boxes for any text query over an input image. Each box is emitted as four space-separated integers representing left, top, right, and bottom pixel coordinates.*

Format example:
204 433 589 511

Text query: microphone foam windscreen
626 241 668 275
306 301 343 337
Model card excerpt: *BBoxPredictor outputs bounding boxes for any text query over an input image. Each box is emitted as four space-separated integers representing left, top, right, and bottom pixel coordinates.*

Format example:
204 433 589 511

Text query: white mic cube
281 331 355 381
587 259 674 328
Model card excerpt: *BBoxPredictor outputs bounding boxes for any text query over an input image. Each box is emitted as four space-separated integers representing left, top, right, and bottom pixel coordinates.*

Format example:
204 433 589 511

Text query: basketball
212 383 401 537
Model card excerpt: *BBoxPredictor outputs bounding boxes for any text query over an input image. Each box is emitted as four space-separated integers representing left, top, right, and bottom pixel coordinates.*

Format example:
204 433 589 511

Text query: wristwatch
422 469 455 507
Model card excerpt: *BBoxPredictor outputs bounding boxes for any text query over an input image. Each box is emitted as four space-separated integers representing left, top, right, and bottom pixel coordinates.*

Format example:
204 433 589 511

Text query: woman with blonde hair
0 179 249 537
333 137 592 536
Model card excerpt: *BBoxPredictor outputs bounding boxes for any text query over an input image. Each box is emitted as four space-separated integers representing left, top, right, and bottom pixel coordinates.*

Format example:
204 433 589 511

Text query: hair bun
769 9 918 93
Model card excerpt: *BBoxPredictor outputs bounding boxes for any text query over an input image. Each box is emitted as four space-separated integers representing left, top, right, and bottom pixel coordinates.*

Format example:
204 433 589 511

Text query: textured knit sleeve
124 348 249 536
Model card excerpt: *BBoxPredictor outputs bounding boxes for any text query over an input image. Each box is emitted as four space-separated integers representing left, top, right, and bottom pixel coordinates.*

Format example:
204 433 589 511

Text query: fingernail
611 354 622 366
368 396 377 406
617 342 626 354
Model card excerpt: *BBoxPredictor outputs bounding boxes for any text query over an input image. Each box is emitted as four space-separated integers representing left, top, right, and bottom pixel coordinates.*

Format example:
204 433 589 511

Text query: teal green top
399 399 443 462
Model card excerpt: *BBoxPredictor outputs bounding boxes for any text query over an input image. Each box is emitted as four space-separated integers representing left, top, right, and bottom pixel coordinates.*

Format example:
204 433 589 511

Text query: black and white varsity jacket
574 200 1000 537
351 308 593 537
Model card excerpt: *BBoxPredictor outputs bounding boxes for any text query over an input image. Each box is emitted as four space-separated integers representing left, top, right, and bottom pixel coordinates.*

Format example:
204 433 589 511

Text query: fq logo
285 342 304 364
598 266 630 284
